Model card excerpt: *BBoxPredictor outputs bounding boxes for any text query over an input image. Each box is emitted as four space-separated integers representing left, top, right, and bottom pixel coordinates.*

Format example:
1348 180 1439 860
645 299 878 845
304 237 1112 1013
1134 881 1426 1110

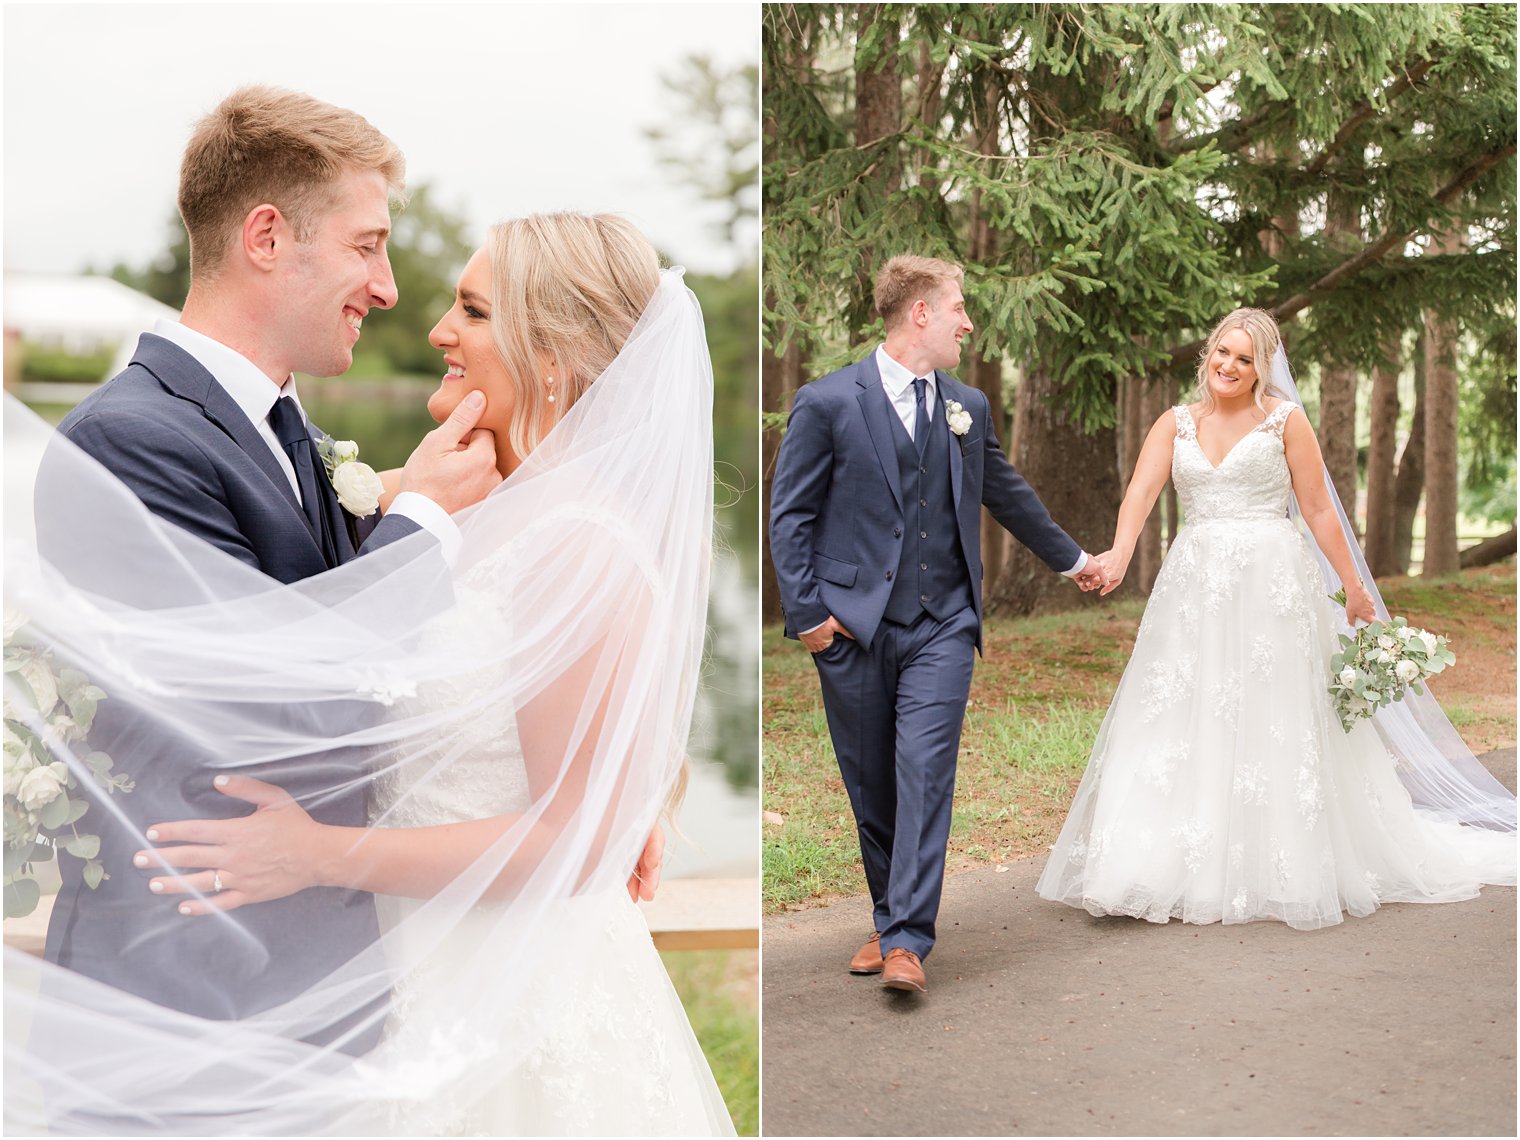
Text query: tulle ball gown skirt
1035 516 1516 930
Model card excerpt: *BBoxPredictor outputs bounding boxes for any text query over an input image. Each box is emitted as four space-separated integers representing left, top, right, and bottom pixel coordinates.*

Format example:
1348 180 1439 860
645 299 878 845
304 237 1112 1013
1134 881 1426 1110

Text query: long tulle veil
1270 344 1515 832
3 269 729 1133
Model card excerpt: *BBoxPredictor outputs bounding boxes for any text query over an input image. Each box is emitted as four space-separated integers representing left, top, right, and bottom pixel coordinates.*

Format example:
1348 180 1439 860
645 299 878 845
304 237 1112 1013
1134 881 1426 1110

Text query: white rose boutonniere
318 438 383 518
945 400 972 436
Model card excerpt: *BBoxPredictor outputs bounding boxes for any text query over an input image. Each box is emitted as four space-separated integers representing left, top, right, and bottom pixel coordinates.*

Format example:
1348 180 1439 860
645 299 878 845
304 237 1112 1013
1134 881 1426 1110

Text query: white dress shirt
152 320 460 562
874 345 1086 579
874 344 936 442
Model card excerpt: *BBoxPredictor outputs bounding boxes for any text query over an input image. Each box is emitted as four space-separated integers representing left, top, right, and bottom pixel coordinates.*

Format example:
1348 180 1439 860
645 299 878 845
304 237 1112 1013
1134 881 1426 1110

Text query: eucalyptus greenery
4 616 132 918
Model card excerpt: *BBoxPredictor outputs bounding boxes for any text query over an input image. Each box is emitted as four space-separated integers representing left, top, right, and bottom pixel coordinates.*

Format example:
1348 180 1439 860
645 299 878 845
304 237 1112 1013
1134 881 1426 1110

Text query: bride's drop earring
546 375 556 404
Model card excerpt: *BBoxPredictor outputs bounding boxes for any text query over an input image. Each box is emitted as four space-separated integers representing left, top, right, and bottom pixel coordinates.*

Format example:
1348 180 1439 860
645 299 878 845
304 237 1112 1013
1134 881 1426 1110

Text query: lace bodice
371 549 531 829
1172 402 1296 524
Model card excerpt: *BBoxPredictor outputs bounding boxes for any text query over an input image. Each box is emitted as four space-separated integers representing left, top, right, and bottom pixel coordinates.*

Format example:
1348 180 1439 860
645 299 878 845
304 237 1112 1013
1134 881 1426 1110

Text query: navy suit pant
812 604 978 959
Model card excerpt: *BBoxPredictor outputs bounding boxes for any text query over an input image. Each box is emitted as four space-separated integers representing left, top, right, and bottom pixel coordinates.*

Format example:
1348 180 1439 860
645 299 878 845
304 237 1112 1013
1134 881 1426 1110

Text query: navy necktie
268 396 335 562
913 376 931 458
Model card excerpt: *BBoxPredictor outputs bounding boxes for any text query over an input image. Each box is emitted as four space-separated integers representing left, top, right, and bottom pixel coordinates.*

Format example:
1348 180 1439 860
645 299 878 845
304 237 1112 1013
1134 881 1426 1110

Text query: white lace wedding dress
1036 402 1515 929
360 546 736 1136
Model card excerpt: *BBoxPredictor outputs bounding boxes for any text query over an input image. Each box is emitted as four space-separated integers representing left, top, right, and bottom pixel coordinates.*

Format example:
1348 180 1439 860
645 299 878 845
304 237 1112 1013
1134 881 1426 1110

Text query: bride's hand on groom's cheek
135 775 330 916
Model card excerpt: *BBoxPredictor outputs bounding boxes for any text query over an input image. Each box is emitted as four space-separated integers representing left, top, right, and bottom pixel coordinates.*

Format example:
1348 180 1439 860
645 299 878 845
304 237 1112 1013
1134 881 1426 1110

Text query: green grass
763 563 1516 914
661 949 758 1136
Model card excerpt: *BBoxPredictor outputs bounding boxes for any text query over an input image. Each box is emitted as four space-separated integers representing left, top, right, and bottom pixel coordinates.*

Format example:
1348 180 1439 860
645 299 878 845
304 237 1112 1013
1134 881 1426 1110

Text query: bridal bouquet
1327 591 1456 732
4 609 132 917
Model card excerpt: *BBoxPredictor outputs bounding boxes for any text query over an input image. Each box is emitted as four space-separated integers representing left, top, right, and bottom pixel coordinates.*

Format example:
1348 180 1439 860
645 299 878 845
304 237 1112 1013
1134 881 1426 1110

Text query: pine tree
764 4 1516 612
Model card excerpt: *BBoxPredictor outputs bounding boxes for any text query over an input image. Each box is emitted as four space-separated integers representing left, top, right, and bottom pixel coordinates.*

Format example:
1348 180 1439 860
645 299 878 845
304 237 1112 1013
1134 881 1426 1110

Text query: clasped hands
1073 554 1111 594
134 774 665 916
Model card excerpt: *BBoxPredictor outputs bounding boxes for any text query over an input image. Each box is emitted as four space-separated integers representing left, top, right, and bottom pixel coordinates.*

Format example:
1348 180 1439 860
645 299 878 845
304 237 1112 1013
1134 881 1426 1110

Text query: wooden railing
5 876 760 958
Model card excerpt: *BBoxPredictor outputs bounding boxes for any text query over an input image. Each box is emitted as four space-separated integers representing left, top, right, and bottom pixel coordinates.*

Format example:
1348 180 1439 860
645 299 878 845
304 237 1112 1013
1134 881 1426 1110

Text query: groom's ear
241 204 289 273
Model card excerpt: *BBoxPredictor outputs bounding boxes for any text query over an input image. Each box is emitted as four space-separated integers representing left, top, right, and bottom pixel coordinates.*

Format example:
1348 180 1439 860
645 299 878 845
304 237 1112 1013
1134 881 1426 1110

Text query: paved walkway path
762 750 1516 1136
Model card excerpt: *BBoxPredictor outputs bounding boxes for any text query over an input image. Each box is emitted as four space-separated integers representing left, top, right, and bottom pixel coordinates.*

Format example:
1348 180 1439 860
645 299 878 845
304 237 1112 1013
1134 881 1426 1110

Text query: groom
769 254 1106 993
37 86 503 1052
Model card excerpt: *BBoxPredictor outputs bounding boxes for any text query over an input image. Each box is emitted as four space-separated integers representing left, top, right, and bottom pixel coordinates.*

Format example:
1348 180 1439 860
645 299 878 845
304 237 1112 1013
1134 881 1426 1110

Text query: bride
4 214 734 1134
1035 307 1515 929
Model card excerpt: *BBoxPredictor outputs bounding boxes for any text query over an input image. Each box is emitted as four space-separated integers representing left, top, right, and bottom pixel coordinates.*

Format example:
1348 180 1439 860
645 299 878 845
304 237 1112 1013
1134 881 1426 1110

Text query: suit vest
882 387 973 625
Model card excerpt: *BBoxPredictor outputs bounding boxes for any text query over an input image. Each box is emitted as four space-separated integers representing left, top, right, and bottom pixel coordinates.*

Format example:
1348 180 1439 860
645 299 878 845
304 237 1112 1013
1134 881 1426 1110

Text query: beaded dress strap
1173 404 1197 441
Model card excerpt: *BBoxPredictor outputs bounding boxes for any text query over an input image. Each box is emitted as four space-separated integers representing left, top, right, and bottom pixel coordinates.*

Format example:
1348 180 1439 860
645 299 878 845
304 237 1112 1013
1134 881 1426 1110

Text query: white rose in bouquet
1394 659 1421 684
331 462 384 517
1338 667 1358 688
1419 630 1439 655
333 439 360 462
1377 635 1396 651
3 748 35 797
16 761 68 812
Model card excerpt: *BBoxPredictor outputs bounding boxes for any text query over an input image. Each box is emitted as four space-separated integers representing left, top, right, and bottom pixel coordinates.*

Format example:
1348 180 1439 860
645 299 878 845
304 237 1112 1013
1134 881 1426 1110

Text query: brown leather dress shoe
880 947 926 992
849 931 884 974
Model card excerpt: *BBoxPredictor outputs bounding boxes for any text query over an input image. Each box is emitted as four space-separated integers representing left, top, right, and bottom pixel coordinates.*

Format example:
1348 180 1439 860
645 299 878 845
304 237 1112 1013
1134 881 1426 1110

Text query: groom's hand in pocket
799 615 854 654
400 389 503 513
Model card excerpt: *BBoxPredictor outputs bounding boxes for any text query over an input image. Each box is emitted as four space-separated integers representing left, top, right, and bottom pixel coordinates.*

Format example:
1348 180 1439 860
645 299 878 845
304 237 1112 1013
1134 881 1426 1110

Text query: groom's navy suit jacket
37 333 428 1051
769 352 1082 652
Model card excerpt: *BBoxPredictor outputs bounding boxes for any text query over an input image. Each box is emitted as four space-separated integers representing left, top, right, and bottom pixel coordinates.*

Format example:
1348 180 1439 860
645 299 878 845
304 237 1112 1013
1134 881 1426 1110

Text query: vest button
920 563 928 571
920 498 928 507
920 531 927 538
919 465 927 475
893 527 902 537
920 594 929 602
885 570 894 580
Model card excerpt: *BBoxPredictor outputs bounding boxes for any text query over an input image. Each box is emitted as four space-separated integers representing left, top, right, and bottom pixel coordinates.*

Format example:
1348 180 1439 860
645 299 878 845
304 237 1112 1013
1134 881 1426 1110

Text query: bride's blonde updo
1194 307 1287 419
486 212 662 463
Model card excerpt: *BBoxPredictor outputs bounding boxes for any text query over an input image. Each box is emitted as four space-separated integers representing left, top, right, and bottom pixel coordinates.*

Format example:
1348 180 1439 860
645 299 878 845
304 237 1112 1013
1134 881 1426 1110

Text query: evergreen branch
1163 142 1517 368
1169 100 1290 156
1304 58 1436 177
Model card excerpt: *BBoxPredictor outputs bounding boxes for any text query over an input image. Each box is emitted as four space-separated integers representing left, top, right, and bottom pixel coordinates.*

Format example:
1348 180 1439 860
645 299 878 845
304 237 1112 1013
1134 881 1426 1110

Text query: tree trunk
1362 333 1402 577
1390 335 1426 576
1116 375 1162 594
1459 526 1517 568
966 71 1006 604
987 367 1120 615
1318 185 1361 531
762 326 805 624
1421 229 1464 577
853 6 902 147
849 5 902 336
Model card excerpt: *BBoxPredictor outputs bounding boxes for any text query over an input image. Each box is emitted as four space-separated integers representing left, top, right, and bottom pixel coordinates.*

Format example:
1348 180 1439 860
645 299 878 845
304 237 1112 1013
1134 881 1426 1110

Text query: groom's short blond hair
178 85 407 279
874 255 964 330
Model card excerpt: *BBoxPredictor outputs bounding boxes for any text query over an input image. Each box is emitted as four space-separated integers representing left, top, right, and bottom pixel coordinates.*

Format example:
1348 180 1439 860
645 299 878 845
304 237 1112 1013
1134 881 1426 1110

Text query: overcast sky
3 2 758 279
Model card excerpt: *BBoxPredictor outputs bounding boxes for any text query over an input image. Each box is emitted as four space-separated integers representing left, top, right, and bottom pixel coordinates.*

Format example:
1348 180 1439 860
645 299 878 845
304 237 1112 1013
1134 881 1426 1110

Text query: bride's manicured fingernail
133 854 149 868
145 828 159 841
213 775 229 788
149 880 164 893
179 904 193 916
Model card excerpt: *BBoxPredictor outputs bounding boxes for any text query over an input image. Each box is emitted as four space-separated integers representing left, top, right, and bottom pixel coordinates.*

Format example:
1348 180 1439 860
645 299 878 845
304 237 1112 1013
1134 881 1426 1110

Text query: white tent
4 273 180 377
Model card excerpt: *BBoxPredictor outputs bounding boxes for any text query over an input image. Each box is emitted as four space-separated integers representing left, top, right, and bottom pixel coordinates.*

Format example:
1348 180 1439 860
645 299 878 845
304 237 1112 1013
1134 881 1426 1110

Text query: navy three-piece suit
769 351 1083 959
38 333 429 1051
